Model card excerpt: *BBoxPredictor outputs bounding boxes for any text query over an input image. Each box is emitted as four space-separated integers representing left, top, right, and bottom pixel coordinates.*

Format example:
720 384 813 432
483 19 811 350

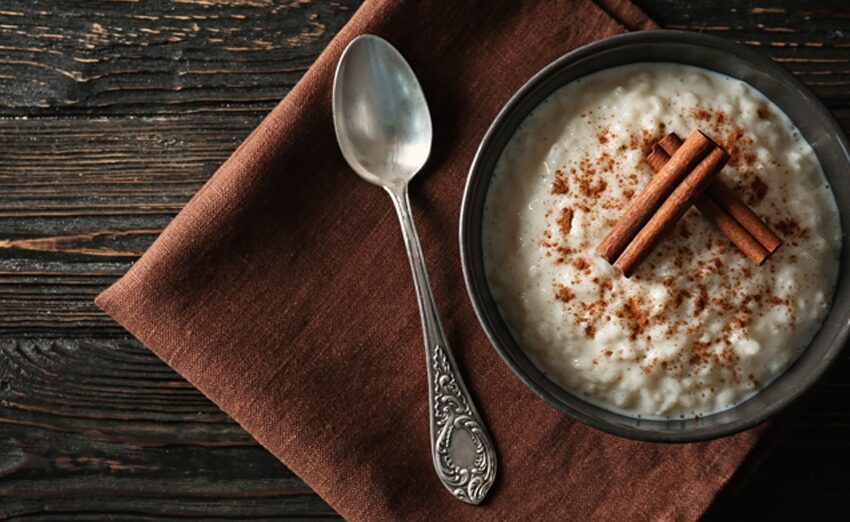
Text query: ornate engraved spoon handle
387 184 497 505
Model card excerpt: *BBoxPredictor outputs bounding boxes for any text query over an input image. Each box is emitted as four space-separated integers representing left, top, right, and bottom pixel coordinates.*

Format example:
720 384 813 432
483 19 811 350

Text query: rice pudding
483 63 841 419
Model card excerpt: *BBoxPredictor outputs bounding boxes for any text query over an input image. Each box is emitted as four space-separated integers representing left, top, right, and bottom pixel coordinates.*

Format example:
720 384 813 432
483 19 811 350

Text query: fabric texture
96 1 764 520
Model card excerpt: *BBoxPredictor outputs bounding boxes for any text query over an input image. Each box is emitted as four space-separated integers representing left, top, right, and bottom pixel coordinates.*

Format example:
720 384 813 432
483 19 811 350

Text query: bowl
459 29 850 442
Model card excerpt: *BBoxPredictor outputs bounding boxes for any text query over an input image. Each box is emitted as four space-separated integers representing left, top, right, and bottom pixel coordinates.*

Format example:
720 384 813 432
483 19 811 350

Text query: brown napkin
96 1 764 520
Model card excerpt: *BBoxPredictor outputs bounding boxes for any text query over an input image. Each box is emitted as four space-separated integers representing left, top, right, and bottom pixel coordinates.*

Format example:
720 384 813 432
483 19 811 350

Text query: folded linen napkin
96 1 764 520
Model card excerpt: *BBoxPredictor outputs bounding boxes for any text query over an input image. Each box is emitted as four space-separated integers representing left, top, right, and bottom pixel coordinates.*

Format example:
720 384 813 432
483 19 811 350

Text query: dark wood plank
0 338 337 521
0 114 260 337
0 0 847 117
638 0 850 104
0 0 848 520
0 0 362 116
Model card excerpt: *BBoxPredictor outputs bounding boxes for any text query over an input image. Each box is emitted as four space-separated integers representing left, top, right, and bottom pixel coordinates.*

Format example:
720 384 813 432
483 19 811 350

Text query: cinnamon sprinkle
572 257 591 273
552 169 570 194
615 296 649 341
557 207 573 236
555 284 575 303
749 176 768 204
774 218 809 241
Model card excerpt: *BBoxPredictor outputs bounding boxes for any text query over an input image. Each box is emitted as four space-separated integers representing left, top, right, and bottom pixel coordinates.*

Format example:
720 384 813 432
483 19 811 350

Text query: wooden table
0 1 847 519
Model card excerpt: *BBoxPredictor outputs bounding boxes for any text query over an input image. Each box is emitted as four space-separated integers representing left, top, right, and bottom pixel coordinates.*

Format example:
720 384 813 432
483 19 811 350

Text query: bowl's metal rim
459 29 850 442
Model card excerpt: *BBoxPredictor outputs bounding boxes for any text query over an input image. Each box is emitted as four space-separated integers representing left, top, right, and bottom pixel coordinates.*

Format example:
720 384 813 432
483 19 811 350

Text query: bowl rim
459 29 850 442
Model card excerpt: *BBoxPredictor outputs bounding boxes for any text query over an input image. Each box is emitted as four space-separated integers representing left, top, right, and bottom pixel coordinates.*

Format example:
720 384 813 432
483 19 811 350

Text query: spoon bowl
333 35 433 189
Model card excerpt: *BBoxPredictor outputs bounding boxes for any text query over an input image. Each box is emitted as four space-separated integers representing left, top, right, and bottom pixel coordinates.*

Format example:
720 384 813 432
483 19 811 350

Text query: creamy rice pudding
483 63 841 419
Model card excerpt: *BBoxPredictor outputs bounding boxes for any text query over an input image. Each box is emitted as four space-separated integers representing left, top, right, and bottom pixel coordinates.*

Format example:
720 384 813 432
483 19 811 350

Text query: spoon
332 34 497 505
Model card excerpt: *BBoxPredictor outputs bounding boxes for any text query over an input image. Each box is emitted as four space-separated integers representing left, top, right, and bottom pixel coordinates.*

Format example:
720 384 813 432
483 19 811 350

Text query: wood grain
0 338 338 521
0 0 360 116
0 0 848 520
0 115 261 337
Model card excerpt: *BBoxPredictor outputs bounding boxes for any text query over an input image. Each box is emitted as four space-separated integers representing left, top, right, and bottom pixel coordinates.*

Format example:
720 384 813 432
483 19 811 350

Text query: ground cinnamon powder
557 207 573 236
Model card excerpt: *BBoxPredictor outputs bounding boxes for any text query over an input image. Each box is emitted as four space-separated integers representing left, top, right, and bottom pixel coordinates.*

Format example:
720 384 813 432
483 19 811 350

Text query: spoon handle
387 185 497 505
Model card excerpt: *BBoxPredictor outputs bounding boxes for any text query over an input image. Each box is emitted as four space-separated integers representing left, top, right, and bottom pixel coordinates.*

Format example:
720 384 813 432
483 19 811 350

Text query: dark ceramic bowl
460 30 850 442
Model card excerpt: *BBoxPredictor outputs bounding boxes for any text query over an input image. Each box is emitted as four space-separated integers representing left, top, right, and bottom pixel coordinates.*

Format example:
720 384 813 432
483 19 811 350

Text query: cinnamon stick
707 182 782 254
596 130 715 263
656 133 782 256
647 140 771 266
615 146 730 277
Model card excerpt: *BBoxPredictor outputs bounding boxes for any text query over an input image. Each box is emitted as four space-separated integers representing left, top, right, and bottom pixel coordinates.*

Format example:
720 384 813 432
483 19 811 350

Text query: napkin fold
96 1 763 520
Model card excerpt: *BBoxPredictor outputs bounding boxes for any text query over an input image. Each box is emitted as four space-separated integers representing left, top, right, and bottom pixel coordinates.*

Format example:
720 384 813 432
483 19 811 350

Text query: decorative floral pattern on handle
431 344 497 504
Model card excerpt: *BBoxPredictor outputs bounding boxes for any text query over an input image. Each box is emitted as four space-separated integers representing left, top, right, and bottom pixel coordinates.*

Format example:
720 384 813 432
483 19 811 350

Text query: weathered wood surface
0 0 848 520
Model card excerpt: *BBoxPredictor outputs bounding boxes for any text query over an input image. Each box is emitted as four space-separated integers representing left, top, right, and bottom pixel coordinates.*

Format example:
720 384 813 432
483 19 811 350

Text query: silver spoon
332 34 497 505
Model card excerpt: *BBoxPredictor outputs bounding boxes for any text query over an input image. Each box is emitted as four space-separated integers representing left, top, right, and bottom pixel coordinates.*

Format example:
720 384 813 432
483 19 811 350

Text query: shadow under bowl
460 30 850 442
